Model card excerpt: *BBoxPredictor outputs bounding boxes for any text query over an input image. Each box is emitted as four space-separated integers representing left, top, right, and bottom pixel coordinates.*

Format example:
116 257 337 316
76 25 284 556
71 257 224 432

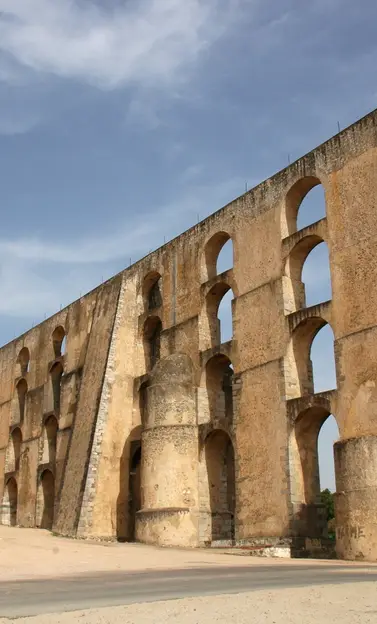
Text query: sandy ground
0 583 376 623
0 525 359 582
0 527 376 623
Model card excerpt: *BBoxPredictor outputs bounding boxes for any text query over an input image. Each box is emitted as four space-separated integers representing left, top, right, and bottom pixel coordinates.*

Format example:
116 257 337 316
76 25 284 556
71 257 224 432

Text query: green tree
321 488 335 521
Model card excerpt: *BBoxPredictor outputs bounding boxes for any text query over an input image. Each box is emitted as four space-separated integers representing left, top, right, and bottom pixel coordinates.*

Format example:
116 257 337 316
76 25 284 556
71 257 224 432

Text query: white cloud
0 113 40 135
0 0 242 90
0 175 243 319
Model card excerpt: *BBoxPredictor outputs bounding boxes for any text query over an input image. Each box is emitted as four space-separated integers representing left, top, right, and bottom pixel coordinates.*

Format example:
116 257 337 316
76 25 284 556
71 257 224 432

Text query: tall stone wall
1 109 377 560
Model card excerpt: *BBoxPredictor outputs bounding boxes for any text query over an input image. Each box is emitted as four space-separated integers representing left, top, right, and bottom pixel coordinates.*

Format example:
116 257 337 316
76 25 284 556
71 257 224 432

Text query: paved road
0 563 376 618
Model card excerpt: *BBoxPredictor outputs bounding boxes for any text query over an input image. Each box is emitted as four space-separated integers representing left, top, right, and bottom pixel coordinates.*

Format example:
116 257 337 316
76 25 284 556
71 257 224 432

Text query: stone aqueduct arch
1 110 377 561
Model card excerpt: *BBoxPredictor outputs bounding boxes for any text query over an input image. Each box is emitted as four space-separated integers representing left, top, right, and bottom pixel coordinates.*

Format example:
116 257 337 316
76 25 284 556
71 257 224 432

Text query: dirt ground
0 583 376 624
0 525 349 582
0 526 376 623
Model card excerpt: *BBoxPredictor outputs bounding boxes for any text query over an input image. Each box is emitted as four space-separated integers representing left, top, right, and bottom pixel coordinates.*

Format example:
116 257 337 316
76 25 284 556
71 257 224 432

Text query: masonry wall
1 109 377 560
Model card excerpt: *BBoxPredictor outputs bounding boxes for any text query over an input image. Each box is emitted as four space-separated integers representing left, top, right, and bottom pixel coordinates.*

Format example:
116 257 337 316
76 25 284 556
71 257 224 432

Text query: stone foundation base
334 435 377 562
135 507 197 548
210 536 336 559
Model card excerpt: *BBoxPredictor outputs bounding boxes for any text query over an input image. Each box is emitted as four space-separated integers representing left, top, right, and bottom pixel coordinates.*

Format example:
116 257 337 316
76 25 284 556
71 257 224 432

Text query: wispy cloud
0 113 40 135
0 175 243 319
0 0 243 90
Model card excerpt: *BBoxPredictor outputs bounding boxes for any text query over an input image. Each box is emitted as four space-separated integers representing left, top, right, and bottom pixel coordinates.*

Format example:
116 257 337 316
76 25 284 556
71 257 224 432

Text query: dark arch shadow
38 469 55 530
116 426 142 542
201 430 235 543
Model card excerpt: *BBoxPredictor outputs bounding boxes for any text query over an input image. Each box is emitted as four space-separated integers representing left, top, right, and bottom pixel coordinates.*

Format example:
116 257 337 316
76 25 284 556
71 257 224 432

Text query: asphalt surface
0 562 376 618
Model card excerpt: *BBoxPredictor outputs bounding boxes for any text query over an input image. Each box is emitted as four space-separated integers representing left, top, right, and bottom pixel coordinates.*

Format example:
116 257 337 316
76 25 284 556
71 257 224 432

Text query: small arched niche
1 478 18 526
199 430 235 544
52 326 66 359
143 271 162 311
202 231 233 282
143 316 162 371
282 177 326 238
17 347 30 377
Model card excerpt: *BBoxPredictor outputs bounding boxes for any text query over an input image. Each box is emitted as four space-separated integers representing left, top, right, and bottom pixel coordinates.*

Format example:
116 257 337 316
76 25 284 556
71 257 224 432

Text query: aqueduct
0 109 377 560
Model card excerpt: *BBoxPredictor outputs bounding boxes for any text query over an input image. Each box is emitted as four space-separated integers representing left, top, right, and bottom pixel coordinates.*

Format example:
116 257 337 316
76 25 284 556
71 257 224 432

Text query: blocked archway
41 415 58 465
143 271 162 311
143 316 162 371
17 347 30 376
199 430 235 544
5 427 23 474
199 354 234 426
1 478 18 526
128 443 142 541
50 362 63 415
16 378 27 425
36 470 55 530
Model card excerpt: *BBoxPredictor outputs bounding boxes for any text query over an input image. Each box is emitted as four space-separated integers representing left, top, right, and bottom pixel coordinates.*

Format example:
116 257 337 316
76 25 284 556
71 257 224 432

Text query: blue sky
1 0 376 491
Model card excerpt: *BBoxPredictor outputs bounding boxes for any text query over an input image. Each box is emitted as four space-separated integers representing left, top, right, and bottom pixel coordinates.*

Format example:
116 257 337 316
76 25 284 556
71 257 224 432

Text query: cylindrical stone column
135 353 199 547
334 435 377 561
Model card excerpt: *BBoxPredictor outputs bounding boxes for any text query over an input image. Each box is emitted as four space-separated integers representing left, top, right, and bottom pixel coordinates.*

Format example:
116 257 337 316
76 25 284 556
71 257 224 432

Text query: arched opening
285 318 336 400
301 243 332 308
289 408 339 540
1 478 18 526
143 272 162 311
217 289 233 344
199 355 233 425
128 442 142 541
60 336 67 355
116 425 142 542
41 415 58 465
284 236 332 312
282 177 325 237
52 326 66 358
11 428 22 472
297 185 326 231
216 238 233 275
16 378 27 424
36 470 55 530
318 416 339 492
199 430 235 544
311 325 337 394
203 283 234 349
202 231 232 282
17 347 30 376
143 316 162 370
50 362 63 415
